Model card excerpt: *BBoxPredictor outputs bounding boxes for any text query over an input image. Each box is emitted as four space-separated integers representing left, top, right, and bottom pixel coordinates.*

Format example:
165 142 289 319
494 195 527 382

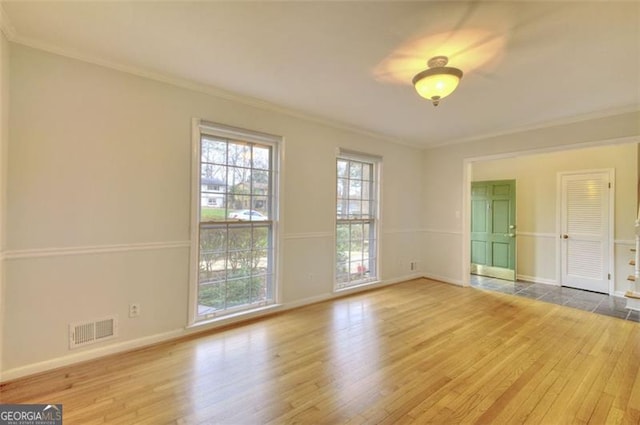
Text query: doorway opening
470 180 516 281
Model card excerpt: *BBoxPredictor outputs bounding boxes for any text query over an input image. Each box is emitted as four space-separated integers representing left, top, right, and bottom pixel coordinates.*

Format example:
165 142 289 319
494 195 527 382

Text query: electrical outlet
129 303 141 318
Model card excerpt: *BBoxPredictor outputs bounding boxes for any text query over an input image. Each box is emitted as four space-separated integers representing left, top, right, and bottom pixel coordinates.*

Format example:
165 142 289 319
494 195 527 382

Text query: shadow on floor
470 274 640 323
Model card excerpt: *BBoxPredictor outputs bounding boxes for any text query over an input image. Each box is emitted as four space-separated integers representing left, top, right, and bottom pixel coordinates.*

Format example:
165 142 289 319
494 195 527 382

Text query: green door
470 180 516 281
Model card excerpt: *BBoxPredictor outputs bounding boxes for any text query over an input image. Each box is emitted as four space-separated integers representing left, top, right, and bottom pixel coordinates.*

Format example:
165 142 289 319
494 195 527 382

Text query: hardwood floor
2 278 640 424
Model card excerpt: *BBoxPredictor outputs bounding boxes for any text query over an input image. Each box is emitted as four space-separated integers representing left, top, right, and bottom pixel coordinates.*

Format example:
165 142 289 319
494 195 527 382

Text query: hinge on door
608 273 611 280
608 182 611 188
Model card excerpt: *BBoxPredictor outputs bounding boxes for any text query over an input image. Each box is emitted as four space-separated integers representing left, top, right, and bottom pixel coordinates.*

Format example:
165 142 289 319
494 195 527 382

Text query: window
335 151 380 289
191 120 280 323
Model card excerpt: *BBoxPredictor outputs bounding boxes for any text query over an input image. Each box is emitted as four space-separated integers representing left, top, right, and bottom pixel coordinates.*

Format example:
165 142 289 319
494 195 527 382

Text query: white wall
0 31 9 382
421 111 640 286
472 143 637 292
2 45 424 378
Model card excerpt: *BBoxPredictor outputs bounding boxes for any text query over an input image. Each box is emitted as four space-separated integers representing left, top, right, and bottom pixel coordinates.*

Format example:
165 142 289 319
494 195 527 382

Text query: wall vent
69 316 118 349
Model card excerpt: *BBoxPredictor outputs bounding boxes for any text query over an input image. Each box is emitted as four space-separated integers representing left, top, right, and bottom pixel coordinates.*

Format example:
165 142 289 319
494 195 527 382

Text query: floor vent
69 316 118 349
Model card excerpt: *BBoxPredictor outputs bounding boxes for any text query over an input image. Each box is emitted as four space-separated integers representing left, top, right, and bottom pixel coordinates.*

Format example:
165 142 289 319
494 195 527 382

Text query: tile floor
470 274 640 323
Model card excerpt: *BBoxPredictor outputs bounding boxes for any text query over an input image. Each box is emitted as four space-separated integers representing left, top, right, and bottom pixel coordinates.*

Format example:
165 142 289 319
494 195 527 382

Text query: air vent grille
69 316 117 349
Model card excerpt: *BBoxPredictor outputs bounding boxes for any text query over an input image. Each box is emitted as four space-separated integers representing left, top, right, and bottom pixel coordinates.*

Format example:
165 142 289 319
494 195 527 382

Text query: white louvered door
560 171 611 294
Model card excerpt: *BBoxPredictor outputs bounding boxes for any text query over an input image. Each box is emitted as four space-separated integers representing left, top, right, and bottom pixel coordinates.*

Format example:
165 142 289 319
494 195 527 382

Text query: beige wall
421 111 640 285
2 45 424 377
0 32 8 382
472 143 637 291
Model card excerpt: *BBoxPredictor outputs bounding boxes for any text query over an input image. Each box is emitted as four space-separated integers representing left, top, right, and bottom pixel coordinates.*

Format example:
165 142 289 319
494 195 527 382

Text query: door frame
555 168 615 295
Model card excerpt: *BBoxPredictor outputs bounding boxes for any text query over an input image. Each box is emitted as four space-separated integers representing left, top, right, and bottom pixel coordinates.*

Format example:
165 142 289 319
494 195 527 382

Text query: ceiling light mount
413 56 463 106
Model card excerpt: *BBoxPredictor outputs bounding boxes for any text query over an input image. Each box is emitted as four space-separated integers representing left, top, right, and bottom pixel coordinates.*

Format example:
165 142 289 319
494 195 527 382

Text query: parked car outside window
228 210 268 221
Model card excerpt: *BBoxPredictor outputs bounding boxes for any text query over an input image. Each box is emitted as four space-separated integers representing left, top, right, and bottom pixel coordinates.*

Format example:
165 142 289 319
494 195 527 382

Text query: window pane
251 196 269 218
250 275 268 303
228 143 251 168
228 195 252 217
362 181 370 201
361 163 372 181
349 162 362 179
198 281 226 312
201 164 227 185
201 138 227 164
349 200 362 217
199 257 227 284
226 278 251 308
337 160 348 178
252 170 270 195
336 262 349 284
337 178 349 198
228 167 250 194
349 180 361 198
253 146 270 170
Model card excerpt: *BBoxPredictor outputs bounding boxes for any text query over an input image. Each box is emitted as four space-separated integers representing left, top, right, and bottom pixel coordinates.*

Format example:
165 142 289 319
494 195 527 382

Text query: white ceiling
2 1 639 148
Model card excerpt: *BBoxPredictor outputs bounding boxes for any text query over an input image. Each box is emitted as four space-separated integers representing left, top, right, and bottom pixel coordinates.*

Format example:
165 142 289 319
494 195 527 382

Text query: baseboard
0 273 419 383
421 272 465 287
517 274 559 286
0 328 186 383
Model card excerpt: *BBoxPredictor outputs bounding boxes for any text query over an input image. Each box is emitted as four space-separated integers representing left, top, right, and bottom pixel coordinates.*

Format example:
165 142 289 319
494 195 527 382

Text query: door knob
562 234 569 239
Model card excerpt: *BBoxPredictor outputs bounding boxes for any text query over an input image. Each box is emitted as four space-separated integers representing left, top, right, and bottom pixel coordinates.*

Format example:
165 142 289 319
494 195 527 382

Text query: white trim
422 228 463 236
517 232 556 238
0 273 418 383
382 228 425 235
461 160 472 287
275 138 286 320
200 120 282 145
556 169 615 295
517 274 559 286
284 232 334 240
187 118 201 327
4 241 190 260
336 147 383 162
428 109 640 149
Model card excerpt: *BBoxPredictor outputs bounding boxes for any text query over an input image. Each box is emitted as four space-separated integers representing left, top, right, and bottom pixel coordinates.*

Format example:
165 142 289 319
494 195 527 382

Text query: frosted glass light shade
412 67 463 103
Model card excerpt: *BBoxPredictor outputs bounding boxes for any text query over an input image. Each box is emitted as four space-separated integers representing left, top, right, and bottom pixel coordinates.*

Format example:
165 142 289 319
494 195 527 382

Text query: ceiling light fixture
412 56 463 106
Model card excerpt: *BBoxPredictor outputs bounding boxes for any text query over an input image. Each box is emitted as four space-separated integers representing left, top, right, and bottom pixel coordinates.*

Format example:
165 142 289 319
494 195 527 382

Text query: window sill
187 303 281 330
334 279 382 293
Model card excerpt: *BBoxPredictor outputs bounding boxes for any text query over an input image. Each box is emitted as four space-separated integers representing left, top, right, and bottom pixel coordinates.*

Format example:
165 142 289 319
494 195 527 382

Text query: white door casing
558 170 613 294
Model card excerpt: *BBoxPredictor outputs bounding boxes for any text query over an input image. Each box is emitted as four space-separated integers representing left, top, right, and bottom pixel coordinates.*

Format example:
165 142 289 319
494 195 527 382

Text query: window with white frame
191 120 280 323
335 151 379 289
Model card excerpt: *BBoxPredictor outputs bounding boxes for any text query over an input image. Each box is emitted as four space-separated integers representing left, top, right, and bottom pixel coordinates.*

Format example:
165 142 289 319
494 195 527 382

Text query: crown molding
427 105 640 150
0 3 16 40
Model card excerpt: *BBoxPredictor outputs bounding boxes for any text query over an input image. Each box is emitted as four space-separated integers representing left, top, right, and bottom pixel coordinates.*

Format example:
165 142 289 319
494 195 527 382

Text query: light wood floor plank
1 278 639 424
